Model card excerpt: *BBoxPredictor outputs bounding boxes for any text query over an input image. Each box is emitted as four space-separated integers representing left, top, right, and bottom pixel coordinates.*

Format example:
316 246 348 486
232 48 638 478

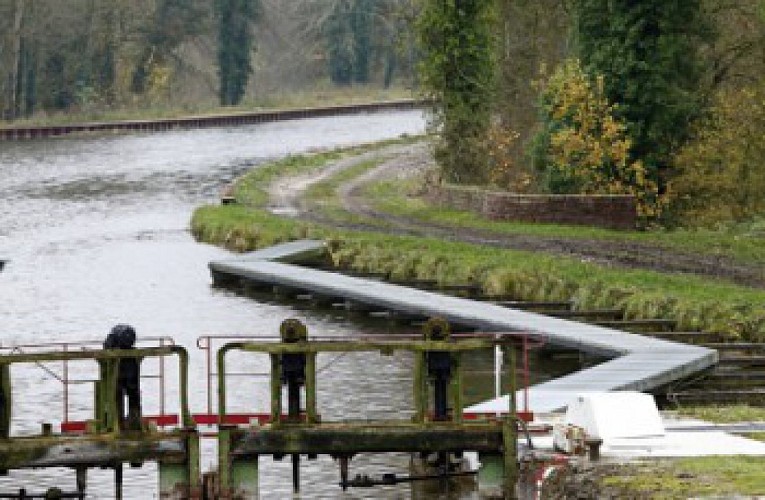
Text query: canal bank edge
0 99 425 140
190 142 765 342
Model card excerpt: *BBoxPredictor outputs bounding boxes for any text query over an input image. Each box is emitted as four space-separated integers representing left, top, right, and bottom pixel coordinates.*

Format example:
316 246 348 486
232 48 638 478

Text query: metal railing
0 338 188 432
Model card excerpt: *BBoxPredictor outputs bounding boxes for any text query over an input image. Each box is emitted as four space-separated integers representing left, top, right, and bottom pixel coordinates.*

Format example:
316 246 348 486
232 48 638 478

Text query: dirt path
268 142 765 289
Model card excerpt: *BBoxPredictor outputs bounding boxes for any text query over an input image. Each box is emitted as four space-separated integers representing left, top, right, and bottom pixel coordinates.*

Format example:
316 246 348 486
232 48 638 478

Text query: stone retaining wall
428 185 637 230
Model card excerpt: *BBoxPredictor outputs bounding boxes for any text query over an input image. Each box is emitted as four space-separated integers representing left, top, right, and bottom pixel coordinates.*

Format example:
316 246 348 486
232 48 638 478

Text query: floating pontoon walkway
209 241 718 413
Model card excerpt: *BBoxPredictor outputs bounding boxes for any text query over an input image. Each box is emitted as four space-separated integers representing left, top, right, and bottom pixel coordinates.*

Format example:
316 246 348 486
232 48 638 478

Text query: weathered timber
716 355 765 367
0 345 200 496
593 319 677 332
0 432 188 470
545 309 624 320
668 389 765 405
485 300 574 311
695 372 765 389
230 424 504 455
215 319 519 497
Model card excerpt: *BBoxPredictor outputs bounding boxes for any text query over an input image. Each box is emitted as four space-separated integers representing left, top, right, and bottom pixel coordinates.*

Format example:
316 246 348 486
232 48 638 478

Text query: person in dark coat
106 324 142 430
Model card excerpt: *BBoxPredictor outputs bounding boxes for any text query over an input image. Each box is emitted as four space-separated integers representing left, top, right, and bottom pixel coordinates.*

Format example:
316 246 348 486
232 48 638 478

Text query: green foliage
675 405 765 423
215 0 260 105
494 0 569 166
351 0 372 84
191 146 765 342
324 0 374 86
483 123 532 192
573 0 709 185
531 59 662 217
602 458 765 498
417 0 496 184
131 0 205 95
325 2 355 86
670 83 765 226
191 205 317 252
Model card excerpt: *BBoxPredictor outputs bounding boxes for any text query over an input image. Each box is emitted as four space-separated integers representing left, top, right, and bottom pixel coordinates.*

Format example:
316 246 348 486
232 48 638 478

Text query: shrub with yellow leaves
483 123 535 193
531 59 663 218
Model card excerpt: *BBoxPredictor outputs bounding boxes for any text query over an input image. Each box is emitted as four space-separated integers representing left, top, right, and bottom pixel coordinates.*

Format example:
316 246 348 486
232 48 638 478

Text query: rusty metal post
76 467 87 495
217 426 233 497
504 344 519 499
305 352 317 424
115 463 123 500
413 351 426 423
270 354 281 424
159 338 165 417
502 417 518 499
186 429 201 497
450 353 463 423
175 347 193 429
63 344 69 425
217 345 231 423
0 364 10 439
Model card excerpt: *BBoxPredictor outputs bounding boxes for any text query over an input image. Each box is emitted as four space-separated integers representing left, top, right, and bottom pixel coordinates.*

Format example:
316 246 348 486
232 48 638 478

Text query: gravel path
267 141 765 288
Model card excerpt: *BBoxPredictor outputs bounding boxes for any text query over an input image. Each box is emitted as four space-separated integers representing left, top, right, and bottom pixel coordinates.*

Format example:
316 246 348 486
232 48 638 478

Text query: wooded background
0 0 420 119
2 0 764 224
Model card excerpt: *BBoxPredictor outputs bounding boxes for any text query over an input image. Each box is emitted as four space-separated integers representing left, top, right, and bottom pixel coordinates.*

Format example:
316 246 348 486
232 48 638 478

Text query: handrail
198 331 539 418
0 344 192 430
215 335 521 424
3 338 175 424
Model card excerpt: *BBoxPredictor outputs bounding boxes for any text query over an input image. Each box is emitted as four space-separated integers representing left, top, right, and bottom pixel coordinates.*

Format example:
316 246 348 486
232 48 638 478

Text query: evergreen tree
418 0 496 184
351 0 372 84
324 0 374 86
325 1 354 85
216 0 259 105
574 0 710 185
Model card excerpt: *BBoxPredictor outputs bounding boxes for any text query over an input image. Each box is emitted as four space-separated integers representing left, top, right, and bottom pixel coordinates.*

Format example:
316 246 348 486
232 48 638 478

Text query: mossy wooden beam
230 423 504 455
0 432 189 470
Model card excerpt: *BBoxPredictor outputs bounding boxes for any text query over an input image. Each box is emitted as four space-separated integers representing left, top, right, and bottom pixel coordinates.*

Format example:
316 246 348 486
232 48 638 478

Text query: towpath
267 140 765 288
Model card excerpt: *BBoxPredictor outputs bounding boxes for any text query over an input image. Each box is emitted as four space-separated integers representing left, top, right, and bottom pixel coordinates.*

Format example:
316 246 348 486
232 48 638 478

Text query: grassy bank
190 138 765 499
597 457 765 498
365 175 765 267
191 142 765 341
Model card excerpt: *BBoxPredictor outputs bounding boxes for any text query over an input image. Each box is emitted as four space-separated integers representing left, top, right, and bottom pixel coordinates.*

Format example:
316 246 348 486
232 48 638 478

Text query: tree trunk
9 0 25 119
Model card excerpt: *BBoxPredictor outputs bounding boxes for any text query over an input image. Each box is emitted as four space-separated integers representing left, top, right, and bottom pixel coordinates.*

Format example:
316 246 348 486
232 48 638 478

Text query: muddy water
0 111 575 499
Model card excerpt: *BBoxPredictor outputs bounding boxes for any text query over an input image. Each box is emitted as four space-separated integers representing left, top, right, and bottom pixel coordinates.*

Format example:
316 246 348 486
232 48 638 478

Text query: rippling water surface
0 112 447 499
0 111 576 499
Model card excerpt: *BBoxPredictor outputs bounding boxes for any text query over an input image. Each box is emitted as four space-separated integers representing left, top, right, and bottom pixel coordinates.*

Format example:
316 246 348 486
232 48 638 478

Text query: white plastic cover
564 391 665 441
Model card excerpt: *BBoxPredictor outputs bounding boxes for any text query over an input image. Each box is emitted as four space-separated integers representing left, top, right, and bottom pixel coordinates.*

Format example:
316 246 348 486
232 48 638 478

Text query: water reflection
0 111 577 498
0 112 444 498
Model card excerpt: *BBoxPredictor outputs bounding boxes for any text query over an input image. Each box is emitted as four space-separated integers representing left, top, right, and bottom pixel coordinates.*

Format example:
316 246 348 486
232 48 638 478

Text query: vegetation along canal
0 112 583 498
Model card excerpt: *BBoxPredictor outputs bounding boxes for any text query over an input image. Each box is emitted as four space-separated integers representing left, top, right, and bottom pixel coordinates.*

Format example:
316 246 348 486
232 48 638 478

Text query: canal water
0 111 577 499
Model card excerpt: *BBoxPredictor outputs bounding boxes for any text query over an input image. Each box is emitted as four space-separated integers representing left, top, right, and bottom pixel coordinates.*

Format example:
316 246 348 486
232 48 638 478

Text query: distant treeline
0 0 419 120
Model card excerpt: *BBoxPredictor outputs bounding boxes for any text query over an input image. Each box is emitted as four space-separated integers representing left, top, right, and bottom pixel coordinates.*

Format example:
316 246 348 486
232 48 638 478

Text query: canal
0 111 577 498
